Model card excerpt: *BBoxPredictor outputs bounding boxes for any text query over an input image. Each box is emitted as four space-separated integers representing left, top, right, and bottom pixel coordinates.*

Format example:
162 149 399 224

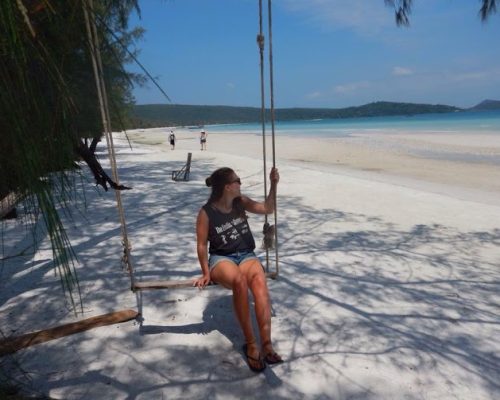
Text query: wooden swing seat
0 309 138 356
132 271 277 291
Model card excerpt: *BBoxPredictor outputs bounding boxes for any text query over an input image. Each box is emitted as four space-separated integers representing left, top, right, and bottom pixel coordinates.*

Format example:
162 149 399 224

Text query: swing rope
257 0 279 277
83 0 136 289
257 0 269 272
267 0 280 277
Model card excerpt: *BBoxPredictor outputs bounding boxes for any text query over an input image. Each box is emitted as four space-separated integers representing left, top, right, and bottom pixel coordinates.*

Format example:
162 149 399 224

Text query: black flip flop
264 351 284 365
242 344 266 373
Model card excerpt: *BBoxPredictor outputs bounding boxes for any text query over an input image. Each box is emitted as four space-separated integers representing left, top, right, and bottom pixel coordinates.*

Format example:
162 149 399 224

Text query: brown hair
206 167 246 218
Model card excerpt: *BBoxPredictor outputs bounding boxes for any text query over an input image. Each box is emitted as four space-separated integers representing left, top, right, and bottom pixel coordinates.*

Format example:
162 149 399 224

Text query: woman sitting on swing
194 166 282 372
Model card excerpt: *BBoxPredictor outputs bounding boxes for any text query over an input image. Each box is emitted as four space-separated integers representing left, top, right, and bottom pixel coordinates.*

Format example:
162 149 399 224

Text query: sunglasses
229 178 241 185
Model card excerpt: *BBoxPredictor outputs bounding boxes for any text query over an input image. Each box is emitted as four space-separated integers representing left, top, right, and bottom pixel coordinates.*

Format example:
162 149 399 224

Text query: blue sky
128 0 500 109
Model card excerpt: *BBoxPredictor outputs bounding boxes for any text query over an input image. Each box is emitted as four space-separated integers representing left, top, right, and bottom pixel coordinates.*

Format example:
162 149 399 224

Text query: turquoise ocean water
207 110 500 137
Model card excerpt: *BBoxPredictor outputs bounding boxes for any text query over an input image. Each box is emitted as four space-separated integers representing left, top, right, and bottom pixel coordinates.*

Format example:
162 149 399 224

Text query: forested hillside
131 101 462 127
468 99 500 111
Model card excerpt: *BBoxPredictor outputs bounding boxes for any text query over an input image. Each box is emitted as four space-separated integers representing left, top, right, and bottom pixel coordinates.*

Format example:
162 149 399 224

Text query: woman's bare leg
240 259 281 360
210 261 262 367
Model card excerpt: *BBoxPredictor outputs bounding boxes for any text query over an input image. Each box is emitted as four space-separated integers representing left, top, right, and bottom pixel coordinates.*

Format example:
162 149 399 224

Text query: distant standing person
169 130 176 150
200 130 207 151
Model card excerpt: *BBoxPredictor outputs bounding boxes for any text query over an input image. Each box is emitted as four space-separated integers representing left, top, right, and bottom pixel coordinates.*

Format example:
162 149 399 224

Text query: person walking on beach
194 167 283 372
200 129 207 150
169 130 176 150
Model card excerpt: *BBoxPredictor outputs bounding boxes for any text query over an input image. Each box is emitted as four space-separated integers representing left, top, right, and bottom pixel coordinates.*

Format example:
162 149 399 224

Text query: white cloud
445 68 500 83
306 91 322 99
450 71 488 82
280 0 392 34
334 81 371 94
392 66 413 76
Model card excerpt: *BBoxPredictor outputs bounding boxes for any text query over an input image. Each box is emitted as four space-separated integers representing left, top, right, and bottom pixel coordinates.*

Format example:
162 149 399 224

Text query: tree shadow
268 196 500 396
2 138 500 398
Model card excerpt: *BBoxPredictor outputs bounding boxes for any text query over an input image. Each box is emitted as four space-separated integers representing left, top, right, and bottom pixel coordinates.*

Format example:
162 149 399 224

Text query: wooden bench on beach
171 152 192 182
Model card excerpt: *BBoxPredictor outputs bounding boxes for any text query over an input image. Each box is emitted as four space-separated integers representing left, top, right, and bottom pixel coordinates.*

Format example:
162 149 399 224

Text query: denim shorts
208 250 259 270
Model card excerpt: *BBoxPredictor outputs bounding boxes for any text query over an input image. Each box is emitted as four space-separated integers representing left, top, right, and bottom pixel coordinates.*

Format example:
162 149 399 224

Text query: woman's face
226 173 242 196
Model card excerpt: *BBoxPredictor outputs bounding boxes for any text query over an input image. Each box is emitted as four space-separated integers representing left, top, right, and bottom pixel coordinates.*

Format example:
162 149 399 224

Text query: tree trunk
75 139 131 191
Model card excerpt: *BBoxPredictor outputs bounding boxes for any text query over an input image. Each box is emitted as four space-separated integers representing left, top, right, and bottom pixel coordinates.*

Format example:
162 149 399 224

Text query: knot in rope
256 34 265 50
262 222 275 250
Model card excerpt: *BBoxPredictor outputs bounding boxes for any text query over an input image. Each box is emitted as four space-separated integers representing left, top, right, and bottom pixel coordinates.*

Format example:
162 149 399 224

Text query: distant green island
130 100 500 128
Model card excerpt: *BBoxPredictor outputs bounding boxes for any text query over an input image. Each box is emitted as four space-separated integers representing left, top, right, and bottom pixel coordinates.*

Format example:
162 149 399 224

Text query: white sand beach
1 127 499 399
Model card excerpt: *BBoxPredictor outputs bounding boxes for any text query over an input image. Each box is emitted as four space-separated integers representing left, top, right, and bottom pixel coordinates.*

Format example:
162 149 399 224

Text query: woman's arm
193 208 211 288
241 167 279 215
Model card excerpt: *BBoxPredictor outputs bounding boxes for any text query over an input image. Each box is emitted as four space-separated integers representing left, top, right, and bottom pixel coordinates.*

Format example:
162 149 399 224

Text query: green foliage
386 0 498 26
479 1 498 21
130 101 462 127
0 1 142 309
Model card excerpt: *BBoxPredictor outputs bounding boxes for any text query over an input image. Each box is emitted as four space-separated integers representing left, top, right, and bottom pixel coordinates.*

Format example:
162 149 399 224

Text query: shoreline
123 128 500 200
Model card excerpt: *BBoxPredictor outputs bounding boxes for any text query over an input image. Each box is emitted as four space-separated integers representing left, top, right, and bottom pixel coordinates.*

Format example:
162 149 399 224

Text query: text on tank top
203 203 256 255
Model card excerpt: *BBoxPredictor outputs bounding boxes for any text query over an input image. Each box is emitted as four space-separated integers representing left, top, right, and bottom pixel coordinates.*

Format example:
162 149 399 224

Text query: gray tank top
203 203 256 255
